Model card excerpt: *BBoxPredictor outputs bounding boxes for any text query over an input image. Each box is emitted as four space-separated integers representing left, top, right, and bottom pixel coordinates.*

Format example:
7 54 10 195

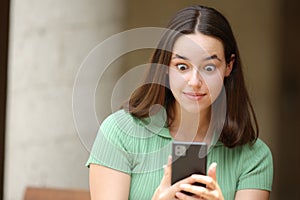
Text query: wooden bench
24 187 90 200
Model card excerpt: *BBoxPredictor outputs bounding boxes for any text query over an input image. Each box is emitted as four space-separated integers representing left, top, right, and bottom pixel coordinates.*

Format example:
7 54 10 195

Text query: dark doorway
0 0 10 199
275 0 300 199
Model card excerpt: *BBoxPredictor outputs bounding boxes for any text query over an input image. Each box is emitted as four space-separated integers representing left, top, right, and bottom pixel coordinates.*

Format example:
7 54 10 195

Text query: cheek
168 70 186 91
203 76 224 101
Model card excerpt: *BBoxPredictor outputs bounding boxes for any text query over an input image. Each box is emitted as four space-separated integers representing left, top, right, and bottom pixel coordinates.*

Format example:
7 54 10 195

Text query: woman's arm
235 189 270 200
89 164 131 200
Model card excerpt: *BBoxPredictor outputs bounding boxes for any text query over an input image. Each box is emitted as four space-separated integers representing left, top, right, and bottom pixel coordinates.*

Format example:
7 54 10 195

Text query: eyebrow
203 54 222 61
172 54 222 62
172 54 189 60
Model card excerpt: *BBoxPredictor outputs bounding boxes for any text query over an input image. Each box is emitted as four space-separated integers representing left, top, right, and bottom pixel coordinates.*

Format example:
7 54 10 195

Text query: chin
181 105 205 114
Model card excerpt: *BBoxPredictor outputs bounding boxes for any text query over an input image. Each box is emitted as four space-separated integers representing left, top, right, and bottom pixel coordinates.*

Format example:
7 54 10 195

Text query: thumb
160 155 172 188
208 162 217 181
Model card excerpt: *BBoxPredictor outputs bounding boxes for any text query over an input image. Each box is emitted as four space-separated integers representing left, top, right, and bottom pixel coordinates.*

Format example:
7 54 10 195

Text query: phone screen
171 141 207 195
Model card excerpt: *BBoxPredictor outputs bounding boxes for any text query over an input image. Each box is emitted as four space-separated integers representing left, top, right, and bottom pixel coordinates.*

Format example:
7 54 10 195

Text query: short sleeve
237 139 273 191
86 111 133 174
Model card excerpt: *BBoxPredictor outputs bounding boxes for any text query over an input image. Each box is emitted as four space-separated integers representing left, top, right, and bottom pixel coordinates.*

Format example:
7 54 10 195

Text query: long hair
124 5 258 147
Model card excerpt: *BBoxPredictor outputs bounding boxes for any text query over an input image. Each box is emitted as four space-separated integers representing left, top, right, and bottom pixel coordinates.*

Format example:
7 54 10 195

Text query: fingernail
211 162 217 168
163 165 167 172
168 155 172 163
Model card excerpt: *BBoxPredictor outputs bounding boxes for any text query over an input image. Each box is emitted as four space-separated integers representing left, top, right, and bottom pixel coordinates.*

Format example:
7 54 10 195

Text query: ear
225 54 235 77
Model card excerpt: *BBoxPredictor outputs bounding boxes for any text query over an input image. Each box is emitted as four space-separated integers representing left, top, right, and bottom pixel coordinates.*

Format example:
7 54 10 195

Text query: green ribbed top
86 109 273 200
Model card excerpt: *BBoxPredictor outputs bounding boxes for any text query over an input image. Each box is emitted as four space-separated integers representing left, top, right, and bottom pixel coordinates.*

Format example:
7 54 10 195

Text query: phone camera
175 145 186 156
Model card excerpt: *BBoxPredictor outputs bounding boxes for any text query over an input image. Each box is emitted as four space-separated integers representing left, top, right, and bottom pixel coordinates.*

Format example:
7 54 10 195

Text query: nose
187 68 203 88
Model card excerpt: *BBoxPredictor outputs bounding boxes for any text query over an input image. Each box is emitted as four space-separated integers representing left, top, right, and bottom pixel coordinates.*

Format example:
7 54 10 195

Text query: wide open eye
176 63 188 71
204 65 216 72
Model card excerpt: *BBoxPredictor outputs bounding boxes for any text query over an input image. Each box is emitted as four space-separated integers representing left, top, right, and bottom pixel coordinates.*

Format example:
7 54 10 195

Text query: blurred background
0 0 299 199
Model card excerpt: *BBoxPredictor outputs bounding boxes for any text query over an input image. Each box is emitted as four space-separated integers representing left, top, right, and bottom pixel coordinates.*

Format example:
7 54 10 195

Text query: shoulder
212 139 273 172
87 110 137 172
100 109 142 138
240 138 272 160
208 139 273 193
236 139 274 191
101 109 136 130
98 110 140 149
238 138 273 180
101 109 170 139
213 138 271 155
243 138 273 171
221 138 273 166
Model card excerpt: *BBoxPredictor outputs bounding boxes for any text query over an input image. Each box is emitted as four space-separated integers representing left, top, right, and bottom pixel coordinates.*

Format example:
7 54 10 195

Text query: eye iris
178 64 186 70
206 66 215 71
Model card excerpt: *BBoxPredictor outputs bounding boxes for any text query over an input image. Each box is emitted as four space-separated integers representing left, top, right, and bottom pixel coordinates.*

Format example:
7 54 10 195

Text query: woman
87 5 273 200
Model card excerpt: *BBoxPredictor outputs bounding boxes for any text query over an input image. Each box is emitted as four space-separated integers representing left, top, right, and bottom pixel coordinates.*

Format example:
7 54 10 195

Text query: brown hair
124 5 258 148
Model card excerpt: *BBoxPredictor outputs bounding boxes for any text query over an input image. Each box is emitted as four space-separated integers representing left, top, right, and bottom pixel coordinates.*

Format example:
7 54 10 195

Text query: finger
179 184 209 199
169 161 198 195
175 191 199 200
160 155 172 188
207 162 217 181
179 184 221 200
190 174 215 190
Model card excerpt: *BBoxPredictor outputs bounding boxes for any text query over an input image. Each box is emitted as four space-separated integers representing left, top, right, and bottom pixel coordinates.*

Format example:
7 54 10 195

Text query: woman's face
169 33 233 114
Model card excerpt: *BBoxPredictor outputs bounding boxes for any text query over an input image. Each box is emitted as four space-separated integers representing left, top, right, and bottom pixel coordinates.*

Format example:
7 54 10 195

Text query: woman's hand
152 156 195 200
152 156 178 200
152 158 224 200
175 163 224 200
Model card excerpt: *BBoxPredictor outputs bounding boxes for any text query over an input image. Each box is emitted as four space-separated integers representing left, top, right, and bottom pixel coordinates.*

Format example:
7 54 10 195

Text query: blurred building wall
4 0 127 199
126 0 279 149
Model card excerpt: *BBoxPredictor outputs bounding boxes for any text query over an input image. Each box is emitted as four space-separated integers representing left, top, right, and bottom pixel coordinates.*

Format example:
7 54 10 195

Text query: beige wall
126 0 279 152
126 0 280 199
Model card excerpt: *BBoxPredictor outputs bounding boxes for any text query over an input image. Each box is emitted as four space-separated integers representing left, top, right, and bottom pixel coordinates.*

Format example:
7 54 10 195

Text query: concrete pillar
5 0 127 199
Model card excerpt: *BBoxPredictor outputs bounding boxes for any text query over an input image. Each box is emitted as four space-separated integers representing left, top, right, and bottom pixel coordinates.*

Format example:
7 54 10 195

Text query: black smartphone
171 141 207 195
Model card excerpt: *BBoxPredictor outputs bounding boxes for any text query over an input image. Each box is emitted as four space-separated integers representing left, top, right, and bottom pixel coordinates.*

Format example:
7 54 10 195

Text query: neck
169 107 211 142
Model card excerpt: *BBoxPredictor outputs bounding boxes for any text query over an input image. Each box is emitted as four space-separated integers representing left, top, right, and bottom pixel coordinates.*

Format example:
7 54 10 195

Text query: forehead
172 33 224 59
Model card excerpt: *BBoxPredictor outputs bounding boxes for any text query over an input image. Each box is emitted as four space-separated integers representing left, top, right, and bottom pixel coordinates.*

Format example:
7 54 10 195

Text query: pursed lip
183 91 206 100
